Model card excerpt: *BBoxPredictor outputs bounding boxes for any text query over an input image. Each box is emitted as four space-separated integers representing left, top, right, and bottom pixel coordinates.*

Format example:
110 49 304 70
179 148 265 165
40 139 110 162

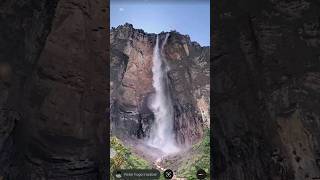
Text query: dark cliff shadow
212 0 320 179
0 0 109 179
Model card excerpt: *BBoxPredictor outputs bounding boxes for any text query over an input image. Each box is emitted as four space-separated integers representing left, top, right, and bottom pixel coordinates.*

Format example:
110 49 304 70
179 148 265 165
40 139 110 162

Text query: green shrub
110 136 151 179
177 128 211 179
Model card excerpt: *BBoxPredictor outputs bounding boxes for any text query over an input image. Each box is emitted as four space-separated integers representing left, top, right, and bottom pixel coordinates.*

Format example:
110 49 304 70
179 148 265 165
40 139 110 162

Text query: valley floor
110 129 210 180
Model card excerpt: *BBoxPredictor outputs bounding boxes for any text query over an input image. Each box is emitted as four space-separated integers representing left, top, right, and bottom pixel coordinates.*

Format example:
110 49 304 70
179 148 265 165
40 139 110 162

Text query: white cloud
119 8 124 12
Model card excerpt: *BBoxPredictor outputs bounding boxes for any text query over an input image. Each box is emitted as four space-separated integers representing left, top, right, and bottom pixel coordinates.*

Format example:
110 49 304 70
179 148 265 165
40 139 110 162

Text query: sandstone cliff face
213 0 320 179
0 0 108 179
110 24 210 146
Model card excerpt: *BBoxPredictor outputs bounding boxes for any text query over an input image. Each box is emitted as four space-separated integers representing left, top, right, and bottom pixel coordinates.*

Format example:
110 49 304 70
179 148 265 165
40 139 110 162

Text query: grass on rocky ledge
177 128 211 179
110 136 151 179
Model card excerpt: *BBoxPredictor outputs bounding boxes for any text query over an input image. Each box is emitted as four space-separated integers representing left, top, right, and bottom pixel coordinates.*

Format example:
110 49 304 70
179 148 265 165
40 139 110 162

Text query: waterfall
147 33 180 154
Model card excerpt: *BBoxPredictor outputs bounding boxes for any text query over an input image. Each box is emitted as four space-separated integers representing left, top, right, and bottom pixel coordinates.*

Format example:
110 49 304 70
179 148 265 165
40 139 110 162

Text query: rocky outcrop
0 0 108 179
213 0 320 179
110 24 210 146
165 31 210 145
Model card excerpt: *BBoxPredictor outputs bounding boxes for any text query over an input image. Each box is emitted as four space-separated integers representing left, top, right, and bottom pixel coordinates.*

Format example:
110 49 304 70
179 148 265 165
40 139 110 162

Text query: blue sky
110 0 210 46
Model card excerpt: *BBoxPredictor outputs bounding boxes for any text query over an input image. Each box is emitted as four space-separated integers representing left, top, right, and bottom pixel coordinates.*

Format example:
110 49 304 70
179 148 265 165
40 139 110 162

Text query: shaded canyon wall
213 0 320 179
0 0 108 179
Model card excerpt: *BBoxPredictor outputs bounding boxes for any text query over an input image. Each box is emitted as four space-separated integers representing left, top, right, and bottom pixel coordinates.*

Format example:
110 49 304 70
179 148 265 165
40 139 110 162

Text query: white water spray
147 33 180 154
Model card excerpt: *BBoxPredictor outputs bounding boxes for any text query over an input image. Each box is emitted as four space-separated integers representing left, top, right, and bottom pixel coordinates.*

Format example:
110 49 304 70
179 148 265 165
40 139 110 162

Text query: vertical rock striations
213 0 320 179
110 24 210 148
0 0 108 179
0 0 60 177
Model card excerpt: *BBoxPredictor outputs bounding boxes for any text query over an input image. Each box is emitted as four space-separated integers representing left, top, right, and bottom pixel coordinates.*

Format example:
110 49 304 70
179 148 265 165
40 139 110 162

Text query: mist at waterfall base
146 34 180 155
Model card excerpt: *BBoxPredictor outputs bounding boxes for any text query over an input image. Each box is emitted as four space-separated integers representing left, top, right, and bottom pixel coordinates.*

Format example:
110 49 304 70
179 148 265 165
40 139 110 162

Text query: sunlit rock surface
110 24 210 147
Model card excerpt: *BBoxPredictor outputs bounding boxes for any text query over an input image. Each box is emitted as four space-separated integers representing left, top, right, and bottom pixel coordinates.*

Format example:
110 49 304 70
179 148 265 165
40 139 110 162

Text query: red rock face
110 24 157 111
111 25 210 146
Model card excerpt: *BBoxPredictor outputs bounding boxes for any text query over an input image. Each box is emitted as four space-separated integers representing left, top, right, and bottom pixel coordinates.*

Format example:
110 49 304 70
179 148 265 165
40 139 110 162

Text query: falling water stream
147 33 180 155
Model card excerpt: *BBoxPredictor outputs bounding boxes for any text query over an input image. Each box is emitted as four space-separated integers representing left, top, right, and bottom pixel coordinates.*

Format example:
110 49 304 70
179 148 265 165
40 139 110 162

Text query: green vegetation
177 128 211 179
110 130 211 180
110 136 151 179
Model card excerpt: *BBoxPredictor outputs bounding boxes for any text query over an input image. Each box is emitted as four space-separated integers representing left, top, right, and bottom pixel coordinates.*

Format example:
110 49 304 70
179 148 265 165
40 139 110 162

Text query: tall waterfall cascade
147 33 180 154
